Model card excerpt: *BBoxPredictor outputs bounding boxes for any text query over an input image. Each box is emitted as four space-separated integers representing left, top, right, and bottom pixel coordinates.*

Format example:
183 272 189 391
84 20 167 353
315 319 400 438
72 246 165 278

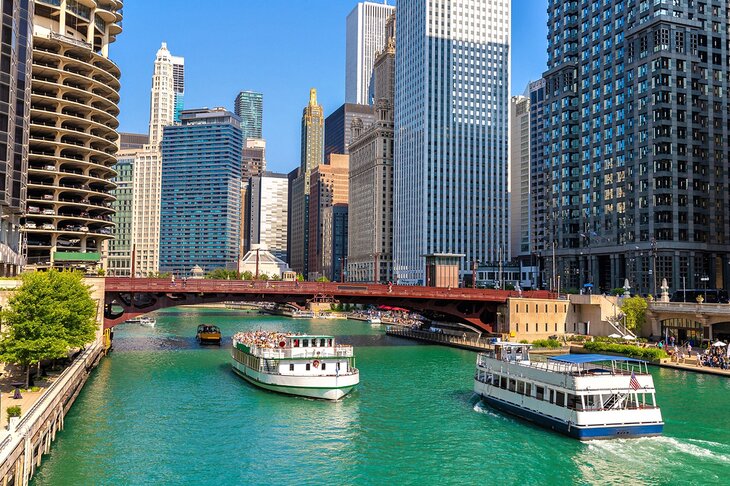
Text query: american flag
630 372 641 391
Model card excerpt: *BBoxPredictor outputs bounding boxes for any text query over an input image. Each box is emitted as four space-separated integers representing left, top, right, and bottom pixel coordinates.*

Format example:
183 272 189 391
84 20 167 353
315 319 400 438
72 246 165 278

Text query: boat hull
480 395 664 440
231 361 358 401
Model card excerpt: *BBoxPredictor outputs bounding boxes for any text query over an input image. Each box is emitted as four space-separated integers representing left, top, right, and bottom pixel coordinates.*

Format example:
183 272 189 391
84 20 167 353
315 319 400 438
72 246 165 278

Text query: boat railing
246 345 354 359
477 353 651 376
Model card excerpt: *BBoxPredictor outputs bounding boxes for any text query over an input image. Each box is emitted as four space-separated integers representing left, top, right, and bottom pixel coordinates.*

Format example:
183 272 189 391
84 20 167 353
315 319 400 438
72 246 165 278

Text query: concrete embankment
0 341 104 485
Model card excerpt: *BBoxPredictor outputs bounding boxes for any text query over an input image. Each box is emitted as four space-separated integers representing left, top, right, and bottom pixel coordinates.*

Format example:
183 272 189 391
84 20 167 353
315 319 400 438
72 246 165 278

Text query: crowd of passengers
656 336 729 369
234 331 292 348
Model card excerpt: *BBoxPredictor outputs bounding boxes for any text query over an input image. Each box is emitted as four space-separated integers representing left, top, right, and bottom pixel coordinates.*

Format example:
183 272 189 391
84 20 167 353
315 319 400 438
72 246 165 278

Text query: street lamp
701 275 709 302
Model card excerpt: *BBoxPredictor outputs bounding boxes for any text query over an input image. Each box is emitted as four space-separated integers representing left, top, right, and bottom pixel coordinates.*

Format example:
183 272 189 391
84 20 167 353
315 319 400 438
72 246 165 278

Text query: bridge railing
649 301 730 313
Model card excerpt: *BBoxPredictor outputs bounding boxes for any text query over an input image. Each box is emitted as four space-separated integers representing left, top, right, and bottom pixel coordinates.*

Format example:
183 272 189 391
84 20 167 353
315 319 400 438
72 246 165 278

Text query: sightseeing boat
196 324 222 345
231 331 359 400
473 343 664 440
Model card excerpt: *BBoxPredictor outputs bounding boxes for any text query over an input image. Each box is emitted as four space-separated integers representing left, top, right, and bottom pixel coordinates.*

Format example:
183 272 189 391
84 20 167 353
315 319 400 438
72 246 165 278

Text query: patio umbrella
608 333 622 339
712 341 727 347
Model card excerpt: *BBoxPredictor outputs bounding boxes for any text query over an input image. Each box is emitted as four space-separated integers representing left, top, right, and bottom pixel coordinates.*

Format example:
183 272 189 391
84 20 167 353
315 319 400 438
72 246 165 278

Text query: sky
114 1 548 174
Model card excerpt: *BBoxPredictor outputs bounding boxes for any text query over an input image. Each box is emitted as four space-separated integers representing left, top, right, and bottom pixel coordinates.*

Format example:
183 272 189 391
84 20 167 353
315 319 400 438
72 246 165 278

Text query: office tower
119 133 149 150
24 0 123 270
159 109 243 276
322 204 349 282
286 167 301 268
510 95 530 260
148 43 176 146
248 173 289 263
393 0 511 284
324 103 375 158
172 55 185 123
242 138 266 181
109 150 134 276
234 91 263 141
345 1 395 105
289 89 324 277
348 13 395 283
544 0 730 294
528 79 547 283
308 154 349 280
0 0 32 276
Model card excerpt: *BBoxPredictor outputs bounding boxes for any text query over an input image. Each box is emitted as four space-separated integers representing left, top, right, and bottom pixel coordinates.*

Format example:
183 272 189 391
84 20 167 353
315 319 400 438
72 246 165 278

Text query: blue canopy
548 354 645 364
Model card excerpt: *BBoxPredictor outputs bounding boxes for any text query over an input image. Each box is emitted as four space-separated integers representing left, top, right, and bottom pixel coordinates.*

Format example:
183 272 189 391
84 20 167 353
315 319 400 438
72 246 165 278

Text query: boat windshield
484 343 531 362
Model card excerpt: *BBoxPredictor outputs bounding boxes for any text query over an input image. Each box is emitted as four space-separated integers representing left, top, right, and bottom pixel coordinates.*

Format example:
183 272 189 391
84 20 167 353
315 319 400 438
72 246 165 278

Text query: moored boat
231 331 359 400
196 324 222 345
138 317 156 328
473 343 664 440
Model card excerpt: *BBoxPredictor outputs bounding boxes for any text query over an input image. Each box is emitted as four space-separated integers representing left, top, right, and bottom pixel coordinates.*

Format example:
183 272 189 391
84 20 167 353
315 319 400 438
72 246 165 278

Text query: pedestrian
171 274 176 286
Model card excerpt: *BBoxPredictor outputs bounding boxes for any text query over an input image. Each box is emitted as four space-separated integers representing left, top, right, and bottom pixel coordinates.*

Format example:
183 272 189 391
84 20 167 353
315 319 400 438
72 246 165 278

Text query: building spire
309 88 318 106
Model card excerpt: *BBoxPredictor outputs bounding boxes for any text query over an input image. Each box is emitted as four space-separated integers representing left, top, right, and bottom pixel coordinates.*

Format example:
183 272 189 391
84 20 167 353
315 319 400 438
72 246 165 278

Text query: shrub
519 339 529 344
6 406 21 421
531 339 562 349
611 287 625 296
583 341 667 361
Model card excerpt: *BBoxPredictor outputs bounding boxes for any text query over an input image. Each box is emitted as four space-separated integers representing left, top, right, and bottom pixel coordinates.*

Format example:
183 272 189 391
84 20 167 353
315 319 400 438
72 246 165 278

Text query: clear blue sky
115 1 547 174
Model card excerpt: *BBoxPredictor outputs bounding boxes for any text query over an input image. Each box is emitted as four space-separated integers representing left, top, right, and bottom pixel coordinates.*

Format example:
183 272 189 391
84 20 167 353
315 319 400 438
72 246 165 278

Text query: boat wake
472 400 504 419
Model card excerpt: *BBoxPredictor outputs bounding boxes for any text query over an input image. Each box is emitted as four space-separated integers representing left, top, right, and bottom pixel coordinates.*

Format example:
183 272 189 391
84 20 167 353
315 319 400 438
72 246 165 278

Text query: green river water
31 308 730 485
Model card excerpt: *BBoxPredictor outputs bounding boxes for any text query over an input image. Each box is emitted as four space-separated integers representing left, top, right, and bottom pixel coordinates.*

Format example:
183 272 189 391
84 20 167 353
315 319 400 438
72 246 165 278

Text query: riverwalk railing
386 327 492 351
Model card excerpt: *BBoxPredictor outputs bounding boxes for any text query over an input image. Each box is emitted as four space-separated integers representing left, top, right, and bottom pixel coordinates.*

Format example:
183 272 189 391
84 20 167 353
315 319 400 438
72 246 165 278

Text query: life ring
279 341 286 348
313 360 320 368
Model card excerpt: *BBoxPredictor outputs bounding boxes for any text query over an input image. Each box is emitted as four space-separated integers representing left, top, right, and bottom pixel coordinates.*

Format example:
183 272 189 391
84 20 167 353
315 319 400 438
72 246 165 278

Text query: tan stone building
308 155 349 280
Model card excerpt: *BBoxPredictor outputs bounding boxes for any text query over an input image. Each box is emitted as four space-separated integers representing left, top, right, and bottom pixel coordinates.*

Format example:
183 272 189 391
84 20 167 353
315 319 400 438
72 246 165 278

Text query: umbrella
712 341 727 347
608 333 622 339
622 335 636 340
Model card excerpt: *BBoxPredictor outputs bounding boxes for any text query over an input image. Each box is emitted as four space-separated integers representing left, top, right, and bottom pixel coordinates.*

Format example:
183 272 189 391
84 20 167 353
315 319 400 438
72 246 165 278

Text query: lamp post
701 275 709 302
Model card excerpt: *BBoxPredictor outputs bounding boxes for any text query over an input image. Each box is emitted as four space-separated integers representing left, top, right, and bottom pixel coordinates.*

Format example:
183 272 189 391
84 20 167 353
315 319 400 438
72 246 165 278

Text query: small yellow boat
196 324 222 345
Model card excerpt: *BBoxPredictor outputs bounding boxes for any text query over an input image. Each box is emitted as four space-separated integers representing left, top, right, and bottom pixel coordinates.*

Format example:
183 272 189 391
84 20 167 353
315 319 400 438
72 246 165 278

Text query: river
31 308 730 485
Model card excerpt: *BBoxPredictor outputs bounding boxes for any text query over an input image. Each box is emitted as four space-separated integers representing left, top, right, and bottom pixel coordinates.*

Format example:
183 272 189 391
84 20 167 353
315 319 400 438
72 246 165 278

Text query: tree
241 271 254 281
206 268 240 280
0 271 97 387
296 273 304 282
257 273 270 280
147 271 171 279
269 274 281 281
316 276 330 282
621 296 648 333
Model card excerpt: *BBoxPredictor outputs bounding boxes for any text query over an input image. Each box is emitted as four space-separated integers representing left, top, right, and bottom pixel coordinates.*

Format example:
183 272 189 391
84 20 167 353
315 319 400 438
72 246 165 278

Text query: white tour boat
473 343 664 440
126 316 156 327
231 331 359 400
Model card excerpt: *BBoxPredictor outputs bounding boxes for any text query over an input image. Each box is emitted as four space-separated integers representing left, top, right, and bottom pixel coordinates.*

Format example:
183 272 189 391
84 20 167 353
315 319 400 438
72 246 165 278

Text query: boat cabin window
584 395 600 410
289 364 294 371
536 386 544 400
525 383 532 397
306 363 311 371
320 338 326 347
548 389 555 404
499 376 507 389
555 391 565 407
327 339 333 346
336 362 341 371
567 394 581 410
516 381 525 395
293 339 299 347
508 379 516 392
322 363 326 370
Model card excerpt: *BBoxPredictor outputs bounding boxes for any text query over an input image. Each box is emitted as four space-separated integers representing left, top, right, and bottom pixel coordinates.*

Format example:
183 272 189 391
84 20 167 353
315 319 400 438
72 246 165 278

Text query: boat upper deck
232 331 354 359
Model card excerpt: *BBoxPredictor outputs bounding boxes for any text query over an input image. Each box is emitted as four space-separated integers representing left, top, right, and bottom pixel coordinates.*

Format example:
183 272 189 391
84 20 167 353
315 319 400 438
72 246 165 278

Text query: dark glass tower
544 0 730 295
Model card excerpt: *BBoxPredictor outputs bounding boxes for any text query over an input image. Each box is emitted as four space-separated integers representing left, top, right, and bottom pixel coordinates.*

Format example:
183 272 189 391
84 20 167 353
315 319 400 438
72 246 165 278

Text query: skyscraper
289 89 324 277
109 151 134 276
324 103 375 158
147 43 176 146
544 0 730 294
528 79 547 274
510 95 530 260
172 55 185 123
0 0 32 276
345 2 395 105
393 0 511 285
159 109 243 276
348 12 396 283
242 138 266 181
24 0 123 270
131 43 182 276
248 173 289 263
308 154 349 280
234 91 263 141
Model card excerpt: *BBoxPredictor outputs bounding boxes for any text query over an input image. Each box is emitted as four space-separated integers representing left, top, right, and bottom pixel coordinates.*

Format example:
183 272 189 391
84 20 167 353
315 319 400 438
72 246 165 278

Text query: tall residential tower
393 0 511 284
234 90 263 141
544 0 730 295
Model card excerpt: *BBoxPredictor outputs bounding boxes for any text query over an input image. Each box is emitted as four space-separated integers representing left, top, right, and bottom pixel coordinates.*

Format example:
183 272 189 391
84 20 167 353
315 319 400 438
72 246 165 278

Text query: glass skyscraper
109 152 134 276
159 109 243 276
544 0 730 294
393 0 511 284
234 90 263 141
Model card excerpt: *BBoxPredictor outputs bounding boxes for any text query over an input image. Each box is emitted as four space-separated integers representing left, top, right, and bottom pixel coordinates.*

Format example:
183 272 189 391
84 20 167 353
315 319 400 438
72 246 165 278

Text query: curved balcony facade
23 0 123 269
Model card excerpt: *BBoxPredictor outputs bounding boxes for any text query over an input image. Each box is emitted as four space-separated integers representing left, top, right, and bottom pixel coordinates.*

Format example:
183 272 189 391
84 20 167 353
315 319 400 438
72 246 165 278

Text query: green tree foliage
316 276 330 282
147 271 171 279
621 296 648 333
296 273 304 282
257 273 270 281
0 271 97 386
206 268 240 280
241 271 254 281
269 274 281 281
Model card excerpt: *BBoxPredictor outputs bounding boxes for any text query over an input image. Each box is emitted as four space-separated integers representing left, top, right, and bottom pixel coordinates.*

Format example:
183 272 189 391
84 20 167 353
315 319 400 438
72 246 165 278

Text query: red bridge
103 277 555 333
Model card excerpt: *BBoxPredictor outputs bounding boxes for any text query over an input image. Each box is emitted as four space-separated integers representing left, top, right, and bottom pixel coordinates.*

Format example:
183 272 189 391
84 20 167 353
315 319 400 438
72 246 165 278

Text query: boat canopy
548 354 645 364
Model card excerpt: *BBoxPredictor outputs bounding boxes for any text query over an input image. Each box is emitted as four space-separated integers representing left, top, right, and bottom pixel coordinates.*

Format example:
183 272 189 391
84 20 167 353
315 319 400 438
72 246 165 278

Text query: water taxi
196 324 222 345
126 316 156 327
473 343 663 440
231 331 359 400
